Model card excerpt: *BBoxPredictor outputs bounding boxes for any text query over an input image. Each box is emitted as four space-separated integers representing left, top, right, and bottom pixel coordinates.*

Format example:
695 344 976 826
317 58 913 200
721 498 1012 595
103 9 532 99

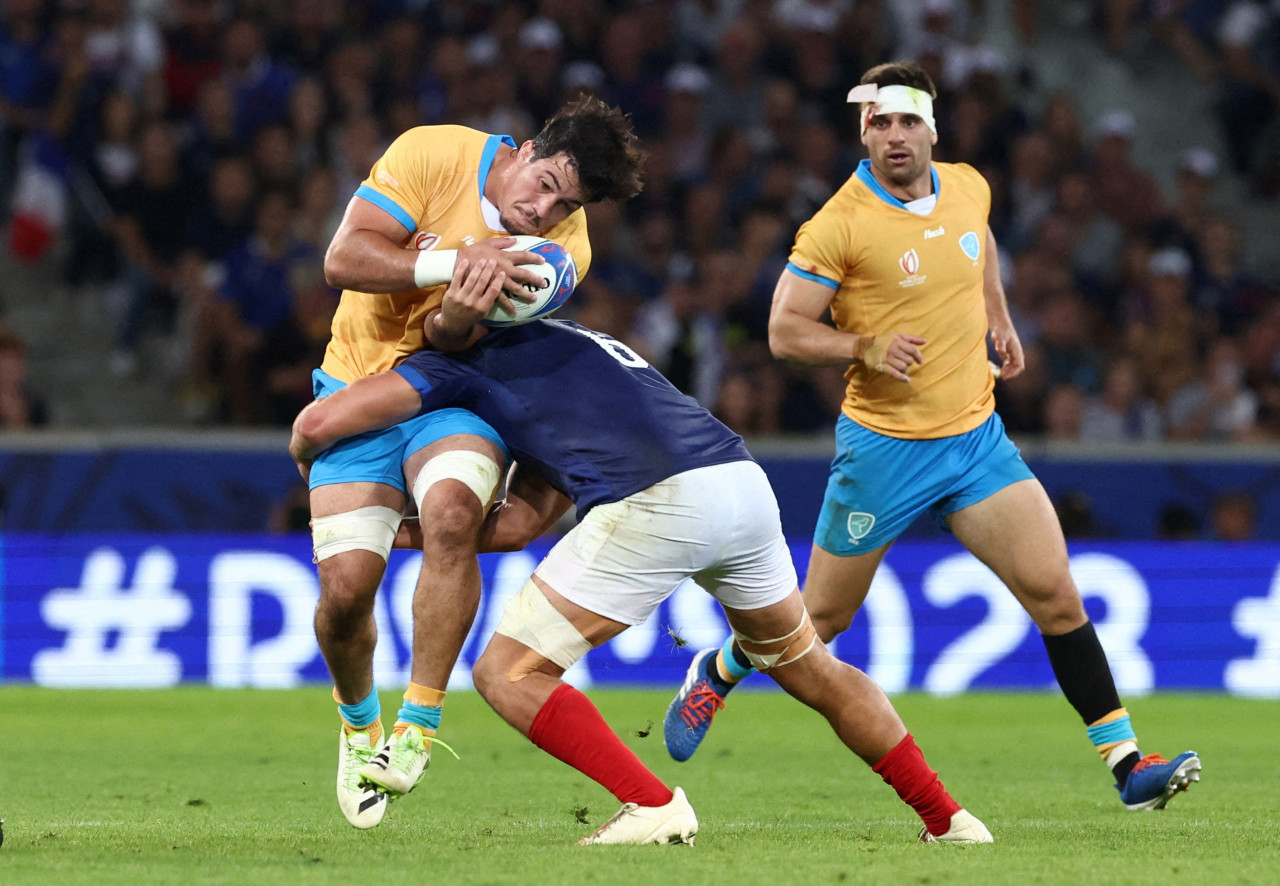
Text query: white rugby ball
482 235 579 327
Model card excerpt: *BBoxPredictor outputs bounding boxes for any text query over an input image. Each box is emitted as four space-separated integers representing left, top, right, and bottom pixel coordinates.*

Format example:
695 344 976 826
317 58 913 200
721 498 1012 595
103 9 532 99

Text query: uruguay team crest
846 512 876 544
959 231 981 261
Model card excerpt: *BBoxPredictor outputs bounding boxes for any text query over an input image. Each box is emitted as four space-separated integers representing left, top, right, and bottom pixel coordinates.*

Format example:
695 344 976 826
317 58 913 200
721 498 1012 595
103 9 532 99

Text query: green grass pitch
1 687 1276 885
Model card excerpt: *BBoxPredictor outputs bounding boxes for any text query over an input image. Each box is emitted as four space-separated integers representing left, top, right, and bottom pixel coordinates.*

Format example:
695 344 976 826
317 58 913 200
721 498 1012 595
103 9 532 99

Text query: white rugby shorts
535 460 798 625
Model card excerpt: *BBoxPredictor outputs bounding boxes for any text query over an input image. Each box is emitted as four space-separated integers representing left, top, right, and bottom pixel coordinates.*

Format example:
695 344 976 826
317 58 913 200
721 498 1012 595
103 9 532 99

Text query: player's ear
517 140 536 162
930 129 938 146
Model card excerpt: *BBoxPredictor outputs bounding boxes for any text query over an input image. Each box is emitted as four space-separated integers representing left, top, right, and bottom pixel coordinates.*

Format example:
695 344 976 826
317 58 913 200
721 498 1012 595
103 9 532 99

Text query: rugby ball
482 235 578 327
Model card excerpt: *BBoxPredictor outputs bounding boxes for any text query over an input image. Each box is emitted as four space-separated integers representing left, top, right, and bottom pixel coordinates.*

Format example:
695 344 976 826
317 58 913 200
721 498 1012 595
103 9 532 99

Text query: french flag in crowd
8 134 68 263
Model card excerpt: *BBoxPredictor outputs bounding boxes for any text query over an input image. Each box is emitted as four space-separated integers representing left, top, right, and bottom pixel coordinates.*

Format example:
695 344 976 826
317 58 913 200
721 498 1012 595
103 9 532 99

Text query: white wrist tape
413 248 458 289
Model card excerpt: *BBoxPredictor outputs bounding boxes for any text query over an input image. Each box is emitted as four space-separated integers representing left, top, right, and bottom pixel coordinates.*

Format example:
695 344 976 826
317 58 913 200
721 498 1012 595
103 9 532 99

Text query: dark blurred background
0 0 1277 539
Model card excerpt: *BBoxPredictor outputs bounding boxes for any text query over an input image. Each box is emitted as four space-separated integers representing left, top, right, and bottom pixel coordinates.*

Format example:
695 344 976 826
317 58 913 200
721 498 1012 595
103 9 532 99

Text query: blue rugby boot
664 648 733 762
1118 751 1202 810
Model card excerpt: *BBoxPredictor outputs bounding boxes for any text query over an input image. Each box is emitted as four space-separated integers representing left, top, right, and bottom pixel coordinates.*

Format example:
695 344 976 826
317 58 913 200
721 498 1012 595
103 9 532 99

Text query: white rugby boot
579 786 698 845
360 724 432 796
918 809 993 844
336 729 388 829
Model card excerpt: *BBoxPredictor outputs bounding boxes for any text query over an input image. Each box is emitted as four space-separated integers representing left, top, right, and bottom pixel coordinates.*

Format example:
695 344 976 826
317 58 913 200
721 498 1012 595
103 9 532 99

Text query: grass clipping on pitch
0 687 1276 885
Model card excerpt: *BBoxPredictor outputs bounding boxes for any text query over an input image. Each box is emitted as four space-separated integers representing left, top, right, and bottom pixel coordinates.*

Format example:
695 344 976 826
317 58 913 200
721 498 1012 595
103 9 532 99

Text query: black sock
1041 621 1123 724
729 640 752 673
704 650 735 694
1112 751 1141 787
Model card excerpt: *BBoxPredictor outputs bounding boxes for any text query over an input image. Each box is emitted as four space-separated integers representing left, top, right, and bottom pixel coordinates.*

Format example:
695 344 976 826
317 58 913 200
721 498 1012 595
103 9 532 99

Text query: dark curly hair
531 96 645 204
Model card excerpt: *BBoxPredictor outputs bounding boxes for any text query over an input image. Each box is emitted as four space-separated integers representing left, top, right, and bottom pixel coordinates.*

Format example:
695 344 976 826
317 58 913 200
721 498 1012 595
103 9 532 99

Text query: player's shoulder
389 124 490 156
935 161 991 194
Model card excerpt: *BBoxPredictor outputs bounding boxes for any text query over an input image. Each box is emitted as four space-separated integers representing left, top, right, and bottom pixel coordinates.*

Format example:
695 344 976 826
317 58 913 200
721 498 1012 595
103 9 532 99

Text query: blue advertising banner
2 534 1278 696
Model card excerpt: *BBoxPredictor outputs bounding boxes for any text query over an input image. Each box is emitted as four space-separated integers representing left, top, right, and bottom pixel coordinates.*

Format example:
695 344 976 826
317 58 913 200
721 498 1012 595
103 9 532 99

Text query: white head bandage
847 83 936 135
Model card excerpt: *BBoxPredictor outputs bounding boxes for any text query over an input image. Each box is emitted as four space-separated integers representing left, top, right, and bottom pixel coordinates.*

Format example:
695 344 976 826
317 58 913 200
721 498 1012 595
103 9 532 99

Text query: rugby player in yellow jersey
664 61 1202 813
309 96 643 828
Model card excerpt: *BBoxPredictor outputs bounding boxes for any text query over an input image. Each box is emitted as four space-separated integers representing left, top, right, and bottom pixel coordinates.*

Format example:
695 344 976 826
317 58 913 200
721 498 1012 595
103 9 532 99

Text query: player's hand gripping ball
482 235 578 327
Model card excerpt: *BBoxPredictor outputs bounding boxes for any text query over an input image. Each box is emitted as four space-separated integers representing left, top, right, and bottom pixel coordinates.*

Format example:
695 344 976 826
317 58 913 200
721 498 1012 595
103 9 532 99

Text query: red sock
872 733 962 836
528 683 673 808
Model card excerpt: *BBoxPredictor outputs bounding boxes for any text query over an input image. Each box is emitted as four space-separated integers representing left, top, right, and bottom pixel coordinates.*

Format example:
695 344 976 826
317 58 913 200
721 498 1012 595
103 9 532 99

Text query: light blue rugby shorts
307 368 509 493
813 411 1034 555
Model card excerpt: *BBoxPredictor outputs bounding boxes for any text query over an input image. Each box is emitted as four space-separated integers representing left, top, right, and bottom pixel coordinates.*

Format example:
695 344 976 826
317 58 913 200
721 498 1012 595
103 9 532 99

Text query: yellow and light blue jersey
321 125 593 383
787 160 993 439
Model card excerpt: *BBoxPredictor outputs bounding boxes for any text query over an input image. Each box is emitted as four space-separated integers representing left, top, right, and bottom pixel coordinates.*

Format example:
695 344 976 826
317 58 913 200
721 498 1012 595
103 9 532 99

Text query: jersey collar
854 158 940 209
479 134 517 232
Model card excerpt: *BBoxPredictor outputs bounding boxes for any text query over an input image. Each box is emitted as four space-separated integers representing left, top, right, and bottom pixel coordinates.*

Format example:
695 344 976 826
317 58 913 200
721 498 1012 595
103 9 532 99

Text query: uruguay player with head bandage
290 257 993 845
661 59 1201 817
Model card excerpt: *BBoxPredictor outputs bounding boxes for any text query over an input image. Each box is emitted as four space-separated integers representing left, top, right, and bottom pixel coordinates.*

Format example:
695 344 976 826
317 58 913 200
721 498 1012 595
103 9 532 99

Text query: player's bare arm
982 227 1025 380
425 257 506 352
479 465 573 552
289 372 423 475
324 197 546 296
769 269 925 383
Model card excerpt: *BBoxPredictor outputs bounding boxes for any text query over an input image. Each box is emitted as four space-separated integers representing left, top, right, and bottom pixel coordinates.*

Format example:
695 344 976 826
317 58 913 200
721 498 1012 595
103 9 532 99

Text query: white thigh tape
311 505 402 562
412 449 503 513
495 579 592 670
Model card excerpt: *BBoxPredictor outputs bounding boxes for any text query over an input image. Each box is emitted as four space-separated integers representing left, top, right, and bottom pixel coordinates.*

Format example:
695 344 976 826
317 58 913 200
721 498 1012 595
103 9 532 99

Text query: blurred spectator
221 17 295 143
0 323 47 427
631 272 727 407
515 17 565 126
1044 382 1086 440
1038 290 1105 392
162 0 224 118
995 340 1049 435
1055 490 1102 538
1081 355 1163 441
1212 0 1280 192
1156 503 1202 540
663 62 713 183
108 118 195 374
187 189 317 423
1211 490 1259 541
1167 336 1259 442
0 0 54 211
1088 109 1166 232
1052 170 1124 305
255 264 338 425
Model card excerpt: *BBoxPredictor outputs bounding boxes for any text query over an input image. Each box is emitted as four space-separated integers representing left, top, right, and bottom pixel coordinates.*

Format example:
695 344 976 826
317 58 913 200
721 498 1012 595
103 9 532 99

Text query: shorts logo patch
959 231 981 261
846 512 876 543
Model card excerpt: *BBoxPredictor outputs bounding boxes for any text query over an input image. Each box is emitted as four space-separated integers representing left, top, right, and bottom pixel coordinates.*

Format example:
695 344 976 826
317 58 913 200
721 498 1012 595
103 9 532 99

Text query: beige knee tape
412 449 502 513
311 506 402 562
495 578 592 681
732 610 819 671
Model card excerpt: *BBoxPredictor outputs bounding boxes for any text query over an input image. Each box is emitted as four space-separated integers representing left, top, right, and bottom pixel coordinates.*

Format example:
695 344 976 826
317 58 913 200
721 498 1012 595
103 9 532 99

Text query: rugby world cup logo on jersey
413 231 441 251
897 249 927 288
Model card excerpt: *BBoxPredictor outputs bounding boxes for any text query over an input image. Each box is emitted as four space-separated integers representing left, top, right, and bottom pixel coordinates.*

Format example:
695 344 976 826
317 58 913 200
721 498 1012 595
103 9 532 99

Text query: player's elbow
293 402 337 456
323 239 354 290
768 315 801 362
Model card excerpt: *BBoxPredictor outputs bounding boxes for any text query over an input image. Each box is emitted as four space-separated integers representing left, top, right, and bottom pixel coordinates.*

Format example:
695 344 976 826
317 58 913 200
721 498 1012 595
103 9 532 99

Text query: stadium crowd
0 0 1278 437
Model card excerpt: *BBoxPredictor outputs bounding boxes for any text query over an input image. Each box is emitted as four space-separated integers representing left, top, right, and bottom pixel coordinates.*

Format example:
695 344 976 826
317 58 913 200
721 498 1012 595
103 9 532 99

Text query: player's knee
410 449 502 521
806 604 852 644
732 610 820 673
1024 571 1087 632
418 491 486 554
471 652 505 700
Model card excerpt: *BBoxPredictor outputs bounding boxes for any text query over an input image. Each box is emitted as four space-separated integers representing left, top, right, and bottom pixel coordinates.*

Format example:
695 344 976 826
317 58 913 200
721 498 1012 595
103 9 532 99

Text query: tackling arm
479 465 573 552
289 372 423 477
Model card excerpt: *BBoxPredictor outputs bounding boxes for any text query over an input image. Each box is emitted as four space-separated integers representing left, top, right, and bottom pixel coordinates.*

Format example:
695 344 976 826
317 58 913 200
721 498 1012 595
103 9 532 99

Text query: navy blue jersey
394 320 752 514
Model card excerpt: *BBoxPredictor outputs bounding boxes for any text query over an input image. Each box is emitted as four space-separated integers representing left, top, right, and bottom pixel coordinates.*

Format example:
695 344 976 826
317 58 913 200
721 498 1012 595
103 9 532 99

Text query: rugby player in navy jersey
288 262 992 846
